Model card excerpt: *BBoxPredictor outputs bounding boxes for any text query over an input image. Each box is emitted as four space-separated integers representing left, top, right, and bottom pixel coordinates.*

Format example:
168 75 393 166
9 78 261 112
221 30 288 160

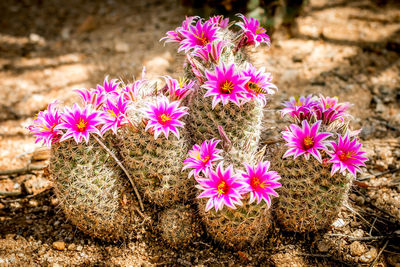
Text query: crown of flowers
162 15 277 109
280 94 367 178
183 138 282 212
28 71 195 145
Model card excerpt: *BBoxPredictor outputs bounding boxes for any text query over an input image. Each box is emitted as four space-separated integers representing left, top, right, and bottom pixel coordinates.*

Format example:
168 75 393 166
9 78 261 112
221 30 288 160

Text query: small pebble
67 243 76 251
359 247 377 263
349 241 366 256
52 241 66 251
76 245 83 252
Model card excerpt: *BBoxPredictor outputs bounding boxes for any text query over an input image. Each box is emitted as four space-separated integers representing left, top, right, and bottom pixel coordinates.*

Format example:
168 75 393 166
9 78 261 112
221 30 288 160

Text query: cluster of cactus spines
197 197 272 248
118 96 192 206
157 205 201 248
270 94 368 232
50 137 149 241
269 146 352 232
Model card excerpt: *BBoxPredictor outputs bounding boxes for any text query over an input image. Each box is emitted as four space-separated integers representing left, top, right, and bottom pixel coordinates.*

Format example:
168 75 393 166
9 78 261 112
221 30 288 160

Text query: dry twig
93 135 144 211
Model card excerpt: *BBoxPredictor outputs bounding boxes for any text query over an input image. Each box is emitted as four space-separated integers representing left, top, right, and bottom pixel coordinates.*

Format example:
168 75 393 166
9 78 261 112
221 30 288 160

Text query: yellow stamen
76 119 87 132
251 177 268 189
178 77 188 88
193 151 210 163
217 181 229 195
338 150 356 161
221 80 234 94
160 113 172 122
195 32 209 46
107 109 117 117
303 136 314 149
255 27 263 34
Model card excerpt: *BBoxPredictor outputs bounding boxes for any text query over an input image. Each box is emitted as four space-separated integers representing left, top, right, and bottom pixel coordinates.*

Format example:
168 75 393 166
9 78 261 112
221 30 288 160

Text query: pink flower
192 40 226 64
314 95 351 125
57 104 105 144
203 63 249 108
101 95 130 135
143 96 188 139
74 88 107 109
96 76 120 97
27 101 63 146
161 16 198 43
239 161 281 207
207 15 229 29
328 134 368 177
163 76 195 101
179 20 219 52
281 95 318 121
196 162 245 212
282 120 332 162
236 14 270 48
241 63 277 106
182 139 223 177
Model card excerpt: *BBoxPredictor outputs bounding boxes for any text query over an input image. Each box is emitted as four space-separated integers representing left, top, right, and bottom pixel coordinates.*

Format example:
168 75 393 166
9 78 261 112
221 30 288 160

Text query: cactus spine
50 137 148 241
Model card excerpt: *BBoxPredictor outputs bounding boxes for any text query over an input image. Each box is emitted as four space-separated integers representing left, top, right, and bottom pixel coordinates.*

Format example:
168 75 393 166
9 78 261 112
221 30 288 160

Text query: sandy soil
1 0 399 265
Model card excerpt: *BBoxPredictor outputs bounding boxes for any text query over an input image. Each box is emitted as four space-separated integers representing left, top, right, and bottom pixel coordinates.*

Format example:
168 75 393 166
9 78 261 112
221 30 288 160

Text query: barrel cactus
118 93 193 207
28 77 153 240
269 95 368 232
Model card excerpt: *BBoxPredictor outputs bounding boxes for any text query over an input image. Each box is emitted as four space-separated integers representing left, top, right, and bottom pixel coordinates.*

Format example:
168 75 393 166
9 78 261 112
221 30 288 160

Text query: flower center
160 113 172 123
221 80 234 94
295 101 303 107
76 119 88 132
251 176 267 189
195 33 209 46
193 151 210 163
338 150 355 161
303 136 314 149
217 181 229 195
107 109 117 117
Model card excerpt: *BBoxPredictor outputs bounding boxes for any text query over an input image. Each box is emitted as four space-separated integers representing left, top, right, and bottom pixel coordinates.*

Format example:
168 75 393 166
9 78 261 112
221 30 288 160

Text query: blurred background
0 0 399 265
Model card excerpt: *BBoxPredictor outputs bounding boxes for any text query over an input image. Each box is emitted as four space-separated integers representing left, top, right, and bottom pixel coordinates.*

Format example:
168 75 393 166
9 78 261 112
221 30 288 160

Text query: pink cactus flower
207 15 229 29
163 76 195 101
143 96 188 139
314 95 351 125
101 95 130 135
192 40 226 64
27 101 63 146
239 161 282 207
161 16 198 43
282 120 332 162
182 139 223 177
241 63 277 106
281 95 318 121
328 133 368 178
75 88 107 109
196 162 245 212
57 104 105 144
236 14 270 48
203 63 249 108
96 76 120 97
179 20 219 52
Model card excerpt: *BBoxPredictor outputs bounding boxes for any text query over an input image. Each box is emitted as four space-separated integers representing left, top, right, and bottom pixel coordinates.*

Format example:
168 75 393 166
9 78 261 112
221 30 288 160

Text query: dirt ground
0 0 400 265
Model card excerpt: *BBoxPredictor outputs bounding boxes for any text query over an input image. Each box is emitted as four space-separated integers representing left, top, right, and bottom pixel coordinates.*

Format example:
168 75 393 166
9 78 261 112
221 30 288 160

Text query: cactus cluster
270 95 368 232
27 14 368 250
